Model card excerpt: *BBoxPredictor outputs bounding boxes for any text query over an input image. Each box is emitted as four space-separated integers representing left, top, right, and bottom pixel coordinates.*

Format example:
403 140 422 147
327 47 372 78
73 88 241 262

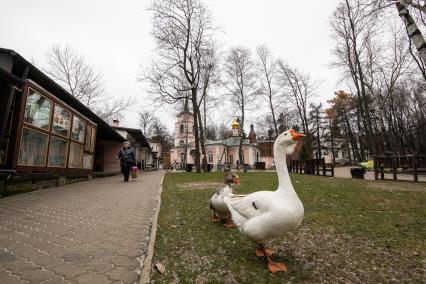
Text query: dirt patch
177 182 223 191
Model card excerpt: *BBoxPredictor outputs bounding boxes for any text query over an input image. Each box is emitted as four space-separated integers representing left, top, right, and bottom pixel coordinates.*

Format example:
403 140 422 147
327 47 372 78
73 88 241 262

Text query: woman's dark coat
117 147 136 167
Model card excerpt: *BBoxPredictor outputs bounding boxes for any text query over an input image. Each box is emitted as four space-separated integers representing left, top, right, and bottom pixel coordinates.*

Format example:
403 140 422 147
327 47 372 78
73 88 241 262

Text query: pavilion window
17 128 48 166
23 89 52 130
16 84 98 170
208 151 213 163
68 142 83 168
71 115 85 142
48 137 68 167
52 104 71 137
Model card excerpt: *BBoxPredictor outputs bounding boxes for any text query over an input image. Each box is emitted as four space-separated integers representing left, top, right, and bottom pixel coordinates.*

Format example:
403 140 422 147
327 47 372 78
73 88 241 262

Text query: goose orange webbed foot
211 215 220 222
224 219 236 228
267 258 288 273
255 248 275 257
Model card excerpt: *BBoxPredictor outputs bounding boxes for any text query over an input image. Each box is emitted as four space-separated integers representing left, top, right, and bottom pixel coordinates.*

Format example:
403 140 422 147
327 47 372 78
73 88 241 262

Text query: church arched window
179 140 184 147
180 124 184 134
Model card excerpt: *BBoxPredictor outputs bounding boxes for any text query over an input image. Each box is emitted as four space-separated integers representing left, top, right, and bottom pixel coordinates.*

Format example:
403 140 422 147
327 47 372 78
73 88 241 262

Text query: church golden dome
231 119 240 129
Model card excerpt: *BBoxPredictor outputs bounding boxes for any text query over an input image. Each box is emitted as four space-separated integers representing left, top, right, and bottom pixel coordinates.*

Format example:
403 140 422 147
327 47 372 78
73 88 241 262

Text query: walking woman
116 141 136 182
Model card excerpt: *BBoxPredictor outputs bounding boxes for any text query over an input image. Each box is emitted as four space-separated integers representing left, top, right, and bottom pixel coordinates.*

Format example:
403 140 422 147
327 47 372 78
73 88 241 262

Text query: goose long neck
274 142 294 192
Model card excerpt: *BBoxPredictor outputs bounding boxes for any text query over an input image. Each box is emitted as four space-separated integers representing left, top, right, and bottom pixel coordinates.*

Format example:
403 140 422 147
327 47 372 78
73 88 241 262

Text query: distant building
146 138 162 169
170 110 260 170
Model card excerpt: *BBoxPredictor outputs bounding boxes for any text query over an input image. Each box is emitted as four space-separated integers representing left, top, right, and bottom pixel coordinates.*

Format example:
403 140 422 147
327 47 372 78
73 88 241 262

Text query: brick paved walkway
0 171 164 284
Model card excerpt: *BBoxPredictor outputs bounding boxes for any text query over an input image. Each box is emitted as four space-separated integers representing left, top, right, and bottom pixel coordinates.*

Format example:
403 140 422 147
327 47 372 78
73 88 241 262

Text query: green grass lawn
151 172 426 283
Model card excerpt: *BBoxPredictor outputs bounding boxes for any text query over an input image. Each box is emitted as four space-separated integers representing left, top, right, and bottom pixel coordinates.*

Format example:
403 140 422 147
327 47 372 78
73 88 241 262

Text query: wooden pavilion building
0 48 127 195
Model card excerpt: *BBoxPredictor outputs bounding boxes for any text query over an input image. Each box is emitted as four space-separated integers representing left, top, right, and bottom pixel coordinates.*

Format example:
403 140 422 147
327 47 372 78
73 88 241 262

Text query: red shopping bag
131 166 139 179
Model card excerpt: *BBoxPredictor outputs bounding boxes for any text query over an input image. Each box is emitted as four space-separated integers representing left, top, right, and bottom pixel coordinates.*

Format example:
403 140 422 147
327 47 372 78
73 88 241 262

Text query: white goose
224 129 305 273
210 172 240 227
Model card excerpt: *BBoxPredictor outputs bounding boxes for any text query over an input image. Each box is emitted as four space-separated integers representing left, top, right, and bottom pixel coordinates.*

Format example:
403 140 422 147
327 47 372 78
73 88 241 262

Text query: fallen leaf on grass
155 262 166 274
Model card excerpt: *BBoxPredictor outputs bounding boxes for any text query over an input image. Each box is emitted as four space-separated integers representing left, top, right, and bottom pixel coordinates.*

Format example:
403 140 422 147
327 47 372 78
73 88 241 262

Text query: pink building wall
261 156 275 169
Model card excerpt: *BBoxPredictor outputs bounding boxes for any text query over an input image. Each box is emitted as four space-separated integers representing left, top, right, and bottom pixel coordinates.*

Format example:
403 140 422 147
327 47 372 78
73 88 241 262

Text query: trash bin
350 167 365 179
186 164 193 172
255 162 265 170
243 164 250 172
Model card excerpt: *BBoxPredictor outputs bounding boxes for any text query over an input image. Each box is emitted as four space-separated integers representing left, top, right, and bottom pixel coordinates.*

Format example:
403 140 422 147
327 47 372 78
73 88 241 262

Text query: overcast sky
0 0 342 132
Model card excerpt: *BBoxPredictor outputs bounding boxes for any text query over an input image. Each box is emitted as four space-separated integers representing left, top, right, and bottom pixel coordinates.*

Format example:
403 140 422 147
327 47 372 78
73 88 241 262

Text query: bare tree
256 44 280 137
45 45 133 122
277 61 316 158
223 47 257 164
138 111 155 137
140 0 216 172
197 45 221 169
330 0 379 155
46 45 103 103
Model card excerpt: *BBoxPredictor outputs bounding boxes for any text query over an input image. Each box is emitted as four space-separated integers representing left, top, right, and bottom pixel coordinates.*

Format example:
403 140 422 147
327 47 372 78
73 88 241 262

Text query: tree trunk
191 89 201 173
316 109 322 159
397 2 426 64
239 102 245 167
329 118 336 166
196 106 208 171
343 120 352 164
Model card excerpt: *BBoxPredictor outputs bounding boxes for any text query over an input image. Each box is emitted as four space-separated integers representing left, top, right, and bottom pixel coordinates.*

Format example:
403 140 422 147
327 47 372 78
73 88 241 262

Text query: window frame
47 136 69 168
51 104 72 139
17 127 49 167
71 114 85 143
68 141 84 168
23 87 53 131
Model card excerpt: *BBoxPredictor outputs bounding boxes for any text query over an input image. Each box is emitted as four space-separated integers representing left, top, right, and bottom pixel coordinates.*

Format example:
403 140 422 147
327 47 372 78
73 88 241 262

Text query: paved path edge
139 173 165 284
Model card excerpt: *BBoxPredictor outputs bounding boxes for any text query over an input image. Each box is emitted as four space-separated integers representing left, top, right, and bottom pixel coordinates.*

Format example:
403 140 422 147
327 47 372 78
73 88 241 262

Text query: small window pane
90 127 96 153
68 142 83 168
48 137 68 167
85 125 92 151
71 116 85 142
83 154 93 169
17 128 48 166
24 89 52 130
52 105 71 137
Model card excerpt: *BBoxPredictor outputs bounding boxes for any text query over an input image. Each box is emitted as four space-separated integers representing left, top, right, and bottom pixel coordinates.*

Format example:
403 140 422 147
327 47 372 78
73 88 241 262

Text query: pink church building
170 110 261 170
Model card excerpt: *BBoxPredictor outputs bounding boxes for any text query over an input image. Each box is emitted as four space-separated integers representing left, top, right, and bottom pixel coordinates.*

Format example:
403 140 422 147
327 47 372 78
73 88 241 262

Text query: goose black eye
284 133 287 136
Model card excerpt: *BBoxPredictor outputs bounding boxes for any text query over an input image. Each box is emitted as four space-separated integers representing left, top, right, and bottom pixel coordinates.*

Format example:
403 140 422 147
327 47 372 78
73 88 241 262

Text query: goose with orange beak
224 129 306 273
210 172 240 228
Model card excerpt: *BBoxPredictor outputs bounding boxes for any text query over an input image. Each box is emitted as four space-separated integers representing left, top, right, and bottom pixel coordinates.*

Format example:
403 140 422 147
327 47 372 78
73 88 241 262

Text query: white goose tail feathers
224 194 249 231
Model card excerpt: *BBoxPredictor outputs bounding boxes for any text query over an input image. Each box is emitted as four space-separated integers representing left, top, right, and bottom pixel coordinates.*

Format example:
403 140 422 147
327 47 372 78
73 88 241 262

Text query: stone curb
139 173 165 284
